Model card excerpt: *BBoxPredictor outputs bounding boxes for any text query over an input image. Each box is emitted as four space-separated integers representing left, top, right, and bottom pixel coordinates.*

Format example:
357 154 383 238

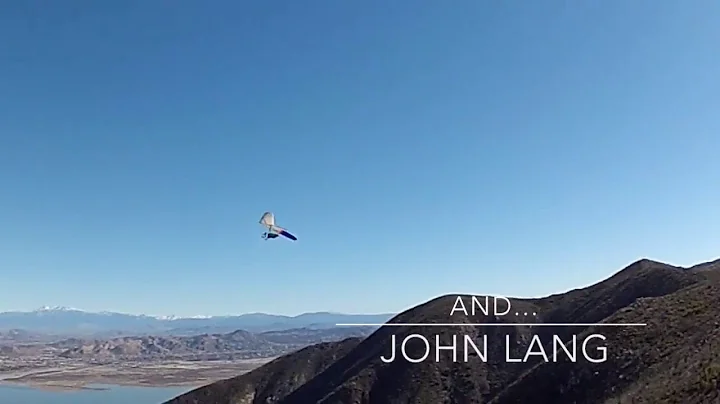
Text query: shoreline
0 358 273 392
0 378 204 392
0 380 109 392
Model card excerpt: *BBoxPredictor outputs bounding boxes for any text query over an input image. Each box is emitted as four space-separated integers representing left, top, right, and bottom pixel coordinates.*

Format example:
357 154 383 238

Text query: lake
0 384 193 404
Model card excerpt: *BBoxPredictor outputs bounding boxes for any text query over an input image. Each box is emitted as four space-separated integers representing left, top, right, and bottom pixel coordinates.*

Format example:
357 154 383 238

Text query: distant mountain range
50 327 376 361
0 326 378 389
0 308 394 336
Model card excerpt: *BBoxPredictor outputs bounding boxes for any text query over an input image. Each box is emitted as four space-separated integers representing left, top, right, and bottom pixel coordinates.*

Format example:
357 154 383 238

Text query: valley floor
0 358 273 391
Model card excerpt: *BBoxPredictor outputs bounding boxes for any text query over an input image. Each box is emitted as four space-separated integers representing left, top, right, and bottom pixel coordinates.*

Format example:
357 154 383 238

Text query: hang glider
259 212 297 241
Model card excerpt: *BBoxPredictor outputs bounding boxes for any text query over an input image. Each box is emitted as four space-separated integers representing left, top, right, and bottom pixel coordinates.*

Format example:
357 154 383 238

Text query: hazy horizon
0 305 396 317
3 255 717 317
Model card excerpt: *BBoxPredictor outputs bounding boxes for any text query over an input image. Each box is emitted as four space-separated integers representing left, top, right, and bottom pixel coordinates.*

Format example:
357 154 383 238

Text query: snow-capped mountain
154 314 213 320
34 306 82 312
0 307 393 336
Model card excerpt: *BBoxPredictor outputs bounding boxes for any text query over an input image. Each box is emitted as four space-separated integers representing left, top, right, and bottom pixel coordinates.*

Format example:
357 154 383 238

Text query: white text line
336 323 647 327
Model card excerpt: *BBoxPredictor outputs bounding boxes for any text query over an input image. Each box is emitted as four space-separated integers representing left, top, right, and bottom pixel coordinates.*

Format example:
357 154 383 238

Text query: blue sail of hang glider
278 229 297 240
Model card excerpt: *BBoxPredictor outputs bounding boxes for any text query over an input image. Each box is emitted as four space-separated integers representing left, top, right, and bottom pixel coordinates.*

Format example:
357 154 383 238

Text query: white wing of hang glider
259 212 275 228
259 212 297 241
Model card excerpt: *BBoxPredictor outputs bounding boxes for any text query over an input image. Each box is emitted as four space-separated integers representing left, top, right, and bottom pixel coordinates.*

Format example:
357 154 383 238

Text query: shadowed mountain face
166 258 720 404
167 338 364 404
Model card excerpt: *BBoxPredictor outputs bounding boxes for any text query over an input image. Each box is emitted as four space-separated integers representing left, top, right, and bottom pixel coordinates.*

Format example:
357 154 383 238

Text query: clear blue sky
1 1 718 317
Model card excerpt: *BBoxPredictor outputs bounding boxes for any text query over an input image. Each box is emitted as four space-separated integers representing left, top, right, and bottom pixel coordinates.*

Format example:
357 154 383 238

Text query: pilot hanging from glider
259 212 297 241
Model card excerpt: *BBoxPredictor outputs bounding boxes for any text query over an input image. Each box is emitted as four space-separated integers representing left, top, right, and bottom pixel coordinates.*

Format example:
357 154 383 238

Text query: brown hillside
166 337 362 404
58 329 285 360
165 258 715 404
490 281 720 404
